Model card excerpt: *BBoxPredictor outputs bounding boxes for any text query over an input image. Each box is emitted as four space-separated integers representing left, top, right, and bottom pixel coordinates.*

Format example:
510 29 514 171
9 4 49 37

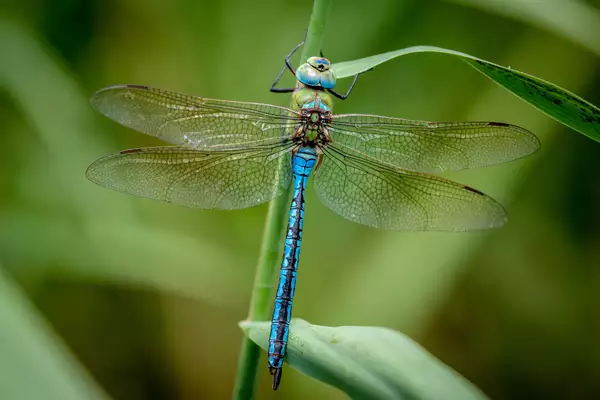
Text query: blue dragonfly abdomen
268 146 317 386
267 77 334 389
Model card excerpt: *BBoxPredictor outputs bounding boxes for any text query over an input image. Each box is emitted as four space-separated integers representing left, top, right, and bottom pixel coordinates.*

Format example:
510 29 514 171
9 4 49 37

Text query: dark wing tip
459 184 508 230
489 121 541 158
464 185 484 196
85 150 129 186
456 183 508 230
124 84 151 90
120 148 145 155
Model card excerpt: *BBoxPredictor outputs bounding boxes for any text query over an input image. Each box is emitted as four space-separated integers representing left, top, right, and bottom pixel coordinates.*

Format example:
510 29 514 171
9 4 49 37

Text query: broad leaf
332 45 600 142
240 318 488 400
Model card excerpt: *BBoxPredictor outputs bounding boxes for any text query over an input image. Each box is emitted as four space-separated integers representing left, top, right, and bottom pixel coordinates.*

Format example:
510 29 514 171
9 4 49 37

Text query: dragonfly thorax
293 106 332 147
291 88 333 146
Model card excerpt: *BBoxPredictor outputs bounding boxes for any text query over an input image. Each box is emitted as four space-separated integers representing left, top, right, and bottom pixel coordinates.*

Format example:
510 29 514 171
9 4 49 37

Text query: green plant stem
232 0 332 398
300 0 333 62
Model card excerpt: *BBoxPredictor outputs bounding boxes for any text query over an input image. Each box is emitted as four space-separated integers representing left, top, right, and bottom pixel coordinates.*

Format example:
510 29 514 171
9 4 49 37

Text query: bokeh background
1 0 600 399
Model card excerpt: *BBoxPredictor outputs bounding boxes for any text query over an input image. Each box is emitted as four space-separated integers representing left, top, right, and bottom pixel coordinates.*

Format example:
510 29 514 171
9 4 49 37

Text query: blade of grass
241 319 489 400
332 45 600 142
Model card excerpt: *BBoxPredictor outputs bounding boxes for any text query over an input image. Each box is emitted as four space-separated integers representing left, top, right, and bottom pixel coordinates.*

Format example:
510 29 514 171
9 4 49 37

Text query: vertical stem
300 0 333 62
232 0 332 398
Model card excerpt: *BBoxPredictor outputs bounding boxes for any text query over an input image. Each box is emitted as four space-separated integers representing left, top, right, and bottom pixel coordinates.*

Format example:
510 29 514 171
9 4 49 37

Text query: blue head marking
313 58 329 68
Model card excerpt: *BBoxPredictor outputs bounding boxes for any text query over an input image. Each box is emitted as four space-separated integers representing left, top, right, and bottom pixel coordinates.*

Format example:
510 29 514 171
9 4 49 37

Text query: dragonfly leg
327 72 360 100
285 41 304 74
314 147 325 171
291 127 305 143
270 65 295 93
320 126 332 144
270 41 305 93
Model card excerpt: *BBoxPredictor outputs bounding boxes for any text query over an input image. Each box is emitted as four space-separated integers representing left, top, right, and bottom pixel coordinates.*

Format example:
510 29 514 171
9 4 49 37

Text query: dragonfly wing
86 145 292 210
91 85 298 150
330 114 539 173
314 146 506 231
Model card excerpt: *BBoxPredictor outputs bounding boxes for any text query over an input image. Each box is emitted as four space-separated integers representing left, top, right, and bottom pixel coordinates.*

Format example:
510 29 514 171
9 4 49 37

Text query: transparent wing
91 85 298 150
330 114 539 173
86 145 292 210
314 146 506 231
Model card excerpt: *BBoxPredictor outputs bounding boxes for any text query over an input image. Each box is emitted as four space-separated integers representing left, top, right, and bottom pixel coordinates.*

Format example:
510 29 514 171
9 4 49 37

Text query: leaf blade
332 45 600 142
240 318 488 400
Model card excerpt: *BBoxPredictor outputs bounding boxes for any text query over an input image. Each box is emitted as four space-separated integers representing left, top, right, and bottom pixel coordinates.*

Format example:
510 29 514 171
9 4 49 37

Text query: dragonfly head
296 57 337 89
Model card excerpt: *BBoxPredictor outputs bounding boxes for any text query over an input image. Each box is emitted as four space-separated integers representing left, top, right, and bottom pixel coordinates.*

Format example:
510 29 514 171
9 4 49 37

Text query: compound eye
297 63 320 86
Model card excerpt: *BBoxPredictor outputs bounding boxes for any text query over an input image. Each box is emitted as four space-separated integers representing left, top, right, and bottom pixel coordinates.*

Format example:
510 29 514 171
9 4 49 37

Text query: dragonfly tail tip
270 367 282 390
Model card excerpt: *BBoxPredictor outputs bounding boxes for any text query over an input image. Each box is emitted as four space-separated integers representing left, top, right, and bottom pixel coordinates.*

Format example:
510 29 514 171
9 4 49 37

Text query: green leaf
332 45 600 143
240 318 488 400
0 267 109 400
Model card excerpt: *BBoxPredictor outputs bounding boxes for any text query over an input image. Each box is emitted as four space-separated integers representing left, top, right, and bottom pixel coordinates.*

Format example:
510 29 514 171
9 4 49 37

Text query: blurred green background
1 0 600 399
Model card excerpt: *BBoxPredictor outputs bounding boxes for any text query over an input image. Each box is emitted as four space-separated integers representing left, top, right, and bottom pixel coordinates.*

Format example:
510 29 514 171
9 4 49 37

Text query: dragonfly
86 42 539 390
